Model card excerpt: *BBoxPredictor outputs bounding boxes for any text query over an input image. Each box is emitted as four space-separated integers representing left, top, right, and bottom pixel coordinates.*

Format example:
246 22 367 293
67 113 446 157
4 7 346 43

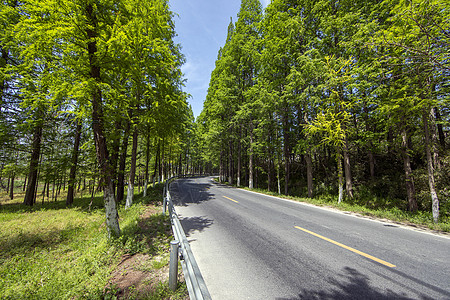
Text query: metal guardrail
163 176 212 300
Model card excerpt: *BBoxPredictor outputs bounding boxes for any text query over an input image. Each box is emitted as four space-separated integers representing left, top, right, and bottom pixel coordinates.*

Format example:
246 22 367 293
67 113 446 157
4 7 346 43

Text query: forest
196 0 449 224
1 0 195 238
1 0 449 238
0 0 448 297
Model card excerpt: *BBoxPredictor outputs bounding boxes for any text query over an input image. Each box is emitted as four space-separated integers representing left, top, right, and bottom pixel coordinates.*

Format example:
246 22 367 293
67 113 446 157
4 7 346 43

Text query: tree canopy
196 0 449 223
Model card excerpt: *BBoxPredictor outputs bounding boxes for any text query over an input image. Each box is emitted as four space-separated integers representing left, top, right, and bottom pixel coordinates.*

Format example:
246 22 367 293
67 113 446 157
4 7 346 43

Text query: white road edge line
231 186 450 240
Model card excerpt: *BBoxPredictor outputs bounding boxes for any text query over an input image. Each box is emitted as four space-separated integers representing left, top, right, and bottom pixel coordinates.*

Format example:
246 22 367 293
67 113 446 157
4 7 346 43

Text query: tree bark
228 140 233 184
86 3 119 237
160 139 164 182
282 108 290 195
267 158 272 192
110 120 122 198
125 127 138 209
46 178 50 198
305 151 313 198
33 152 42 204
434 107 445 150
237 127 242 186
66 121 82 206
153 139 160 187
42 181 46 204
24 122 43 206
401 124 417 212
9 172 14 200
143 136 150 197
430 107 441 169
343 136 353 198
219 150 224 183
117 121 130 203
249 122 254 189
423 108 439 222
337 151 344 204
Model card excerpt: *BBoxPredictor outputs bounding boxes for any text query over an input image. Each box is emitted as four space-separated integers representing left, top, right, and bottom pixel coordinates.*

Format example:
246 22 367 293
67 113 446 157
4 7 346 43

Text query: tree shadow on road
170 178 214 206
179 215 214 238
276 267 435 300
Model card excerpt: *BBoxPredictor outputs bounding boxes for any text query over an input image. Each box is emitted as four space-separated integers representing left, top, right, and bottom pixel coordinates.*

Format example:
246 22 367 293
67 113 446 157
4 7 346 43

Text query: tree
378 0 449 220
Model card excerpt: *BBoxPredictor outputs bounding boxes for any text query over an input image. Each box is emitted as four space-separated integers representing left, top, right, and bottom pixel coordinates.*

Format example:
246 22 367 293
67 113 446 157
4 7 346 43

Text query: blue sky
169 0 270 118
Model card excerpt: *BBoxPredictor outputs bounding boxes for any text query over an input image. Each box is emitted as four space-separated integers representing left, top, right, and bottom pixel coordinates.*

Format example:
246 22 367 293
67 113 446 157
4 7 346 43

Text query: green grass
141 282 188 300
0 183 187 299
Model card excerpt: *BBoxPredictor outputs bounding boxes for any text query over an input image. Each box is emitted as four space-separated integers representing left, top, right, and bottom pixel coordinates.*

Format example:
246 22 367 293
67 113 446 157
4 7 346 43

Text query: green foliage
1 0 192 237
197 0 449 220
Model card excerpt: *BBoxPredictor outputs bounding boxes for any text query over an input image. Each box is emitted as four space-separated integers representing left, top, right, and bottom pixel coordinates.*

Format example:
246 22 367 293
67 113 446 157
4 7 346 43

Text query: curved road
170 176 450 300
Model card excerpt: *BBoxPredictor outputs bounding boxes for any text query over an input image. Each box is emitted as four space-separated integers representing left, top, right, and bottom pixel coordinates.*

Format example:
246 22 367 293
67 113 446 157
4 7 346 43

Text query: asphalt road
170 176 450 300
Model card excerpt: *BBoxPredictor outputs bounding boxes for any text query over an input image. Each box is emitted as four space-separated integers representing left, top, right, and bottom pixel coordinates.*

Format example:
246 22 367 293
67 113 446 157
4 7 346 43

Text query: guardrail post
169 240 179 291
163 196 167 215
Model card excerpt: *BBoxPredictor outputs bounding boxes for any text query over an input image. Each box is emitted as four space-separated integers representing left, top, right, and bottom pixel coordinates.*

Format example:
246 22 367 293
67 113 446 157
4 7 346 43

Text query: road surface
170 176 450 300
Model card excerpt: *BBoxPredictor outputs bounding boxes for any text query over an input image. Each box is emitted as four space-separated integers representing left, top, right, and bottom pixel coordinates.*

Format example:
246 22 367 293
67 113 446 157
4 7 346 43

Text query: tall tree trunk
237 127 242 186
9 172 14 200
277 156 281 195
66 121 82 206
284 153 289 195
42 181 46 204
249 122 254 189
33 152 42 204
228 140 233 184
267 158 272 192
305 151 313 198
423 108 439 223
401 124 417 212
159 139 164 182
24 122 43 206
110 120 122 199
343 136 353 198
219 150 224 183
52 179 56 201
117 121 130 203
143 136 150 197
283 111 290 195
46 178 50 198
337 151 344 204
430 107 441 169
434 107 445 150
125 128 138 209
86 3 119 237
153 139 160 187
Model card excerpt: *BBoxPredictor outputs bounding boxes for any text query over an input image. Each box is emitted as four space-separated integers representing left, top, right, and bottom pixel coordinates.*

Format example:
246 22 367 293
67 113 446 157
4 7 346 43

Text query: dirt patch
107 205 188 299
108 253 171 298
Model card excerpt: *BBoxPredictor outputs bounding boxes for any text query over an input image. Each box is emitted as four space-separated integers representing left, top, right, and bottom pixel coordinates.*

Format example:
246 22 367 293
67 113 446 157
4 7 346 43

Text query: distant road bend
170 176 450 300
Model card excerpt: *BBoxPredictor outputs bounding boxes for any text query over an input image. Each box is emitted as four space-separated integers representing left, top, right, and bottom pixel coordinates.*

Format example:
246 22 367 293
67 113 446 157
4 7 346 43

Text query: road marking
294 226 396 268
223 196 239 203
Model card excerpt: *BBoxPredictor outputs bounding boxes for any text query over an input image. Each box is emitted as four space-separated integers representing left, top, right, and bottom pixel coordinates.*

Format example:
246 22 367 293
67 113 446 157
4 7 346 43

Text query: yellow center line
223 196 239 203
294 226 396 268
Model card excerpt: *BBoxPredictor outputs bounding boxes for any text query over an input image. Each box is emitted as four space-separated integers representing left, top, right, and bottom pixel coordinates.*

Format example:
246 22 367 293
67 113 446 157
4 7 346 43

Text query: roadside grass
0 184 187 299
234 185 450 233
